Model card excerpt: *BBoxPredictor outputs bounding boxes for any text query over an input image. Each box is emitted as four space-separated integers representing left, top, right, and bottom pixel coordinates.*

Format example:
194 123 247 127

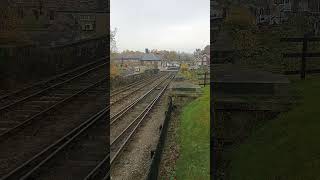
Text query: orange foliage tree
110 63 120 78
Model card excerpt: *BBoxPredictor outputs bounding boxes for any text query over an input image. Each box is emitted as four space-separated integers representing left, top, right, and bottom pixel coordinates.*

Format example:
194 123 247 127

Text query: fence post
301 34 308 80
204 71 207 87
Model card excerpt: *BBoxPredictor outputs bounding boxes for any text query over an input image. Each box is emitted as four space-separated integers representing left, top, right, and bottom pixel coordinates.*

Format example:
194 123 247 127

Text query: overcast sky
111 0 210 53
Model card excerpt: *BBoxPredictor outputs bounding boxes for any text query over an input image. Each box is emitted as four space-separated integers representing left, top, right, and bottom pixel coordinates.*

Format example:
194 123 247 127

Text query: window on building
82 24 94 31
260 8 264 15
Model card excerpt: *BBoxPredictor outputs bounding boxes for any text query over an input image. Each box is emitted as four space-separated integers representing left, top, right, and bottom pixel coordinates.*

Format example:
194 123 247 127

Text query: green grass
229 76 320 180
175 86 210 179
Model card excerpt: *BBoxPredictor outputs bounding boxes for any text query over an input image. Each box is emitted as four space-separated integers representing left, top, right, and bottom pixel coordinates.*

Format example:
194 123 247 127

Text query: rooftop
141 53 161 61
114 52 161 61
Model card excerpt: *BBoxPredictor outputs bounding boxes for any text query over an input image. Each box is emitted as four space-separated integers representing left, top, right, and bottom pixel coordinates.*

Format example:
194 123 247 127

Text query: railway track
0 76 107 178
0 61 172 179
1 109 108 180
110 72 169 115
0 58 106 109
110 73 165 103
109 73 174 172
3 71 169 179
0 61 107 138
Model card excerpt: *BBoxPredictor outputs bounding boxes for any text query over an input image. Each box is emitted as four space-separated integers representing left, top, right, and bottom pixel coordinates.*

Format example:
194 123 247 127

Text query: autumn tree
110 63 120 78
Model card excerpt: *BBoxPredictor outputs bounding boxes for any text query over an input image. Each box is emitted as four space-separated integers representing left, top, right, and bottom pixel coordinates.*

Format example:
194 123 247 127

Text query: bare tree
110 28 118 53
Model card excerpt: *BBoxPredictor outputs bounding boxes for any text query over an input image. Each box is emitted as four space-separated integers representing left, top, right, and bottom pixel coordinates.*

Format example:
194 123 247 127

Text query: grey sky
111 0 210 53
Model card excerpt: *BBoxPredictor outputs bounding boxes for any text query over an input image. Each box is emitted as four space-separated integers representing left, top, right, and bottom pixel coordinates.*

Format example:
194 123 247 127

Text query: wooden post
204 71 207 87
301 34 308 80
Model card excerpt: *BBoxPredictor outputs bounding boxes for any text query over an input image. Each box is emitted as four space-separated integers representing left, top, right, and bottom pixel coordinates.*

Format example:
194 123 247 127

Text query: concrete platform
170 81 202 97
212 64 290 95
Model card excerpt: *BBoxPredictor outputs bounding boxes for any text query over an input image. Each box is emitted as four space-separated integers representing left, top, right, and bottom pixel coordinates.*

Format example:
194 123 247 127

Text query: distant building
114 48 161 72
3 0 108 46
195 54 210 69
253 0 320 25
140 48 161 69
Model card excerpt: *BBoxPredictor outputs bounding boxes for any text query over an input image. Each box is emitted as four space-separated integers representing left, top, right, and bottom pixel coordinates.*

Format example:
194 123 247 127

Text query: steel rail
110 75 173 165
110 74 158 97
0 77 107 142
110 73 163 101
83 154 110 180
83 74 171 180
0 62 107 113
110 73 168 106
110 74 171 125
18 110 108 180
102 171 111 180
103 73 167 111
0 58 106 107
0 108 107 180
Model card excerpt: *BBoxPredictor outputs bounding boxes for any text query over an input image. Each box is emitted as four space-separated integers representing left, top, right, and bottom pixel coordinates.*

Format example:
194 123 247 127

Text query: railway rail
0 61 172 179
110 72 165 104
0 58 106 109
0 60 108 178
110 72 169 115
0 61 107 138
110 73 174 170
2 109 108 180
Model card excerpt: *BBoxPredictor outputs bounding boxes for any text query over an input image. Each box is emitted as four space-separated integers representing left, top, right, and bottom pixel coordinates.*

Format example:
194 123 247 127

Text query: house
254 0 320 25
253 0 320 35
113 48 161 72
195 54 210 68
140 49 161 69
3 0 108 46
254 0 285 25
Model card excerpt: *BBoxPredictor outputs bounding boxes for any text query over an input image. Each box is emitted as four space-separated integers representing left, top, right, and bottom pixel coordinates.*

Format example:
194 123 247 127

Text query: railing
281 34 320 79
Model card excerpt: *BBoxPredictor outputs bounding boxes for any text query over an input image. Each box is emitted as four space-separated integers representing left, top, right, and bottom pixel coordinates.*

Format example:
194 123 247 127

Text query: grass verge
175 86 210 179
229 76 320 179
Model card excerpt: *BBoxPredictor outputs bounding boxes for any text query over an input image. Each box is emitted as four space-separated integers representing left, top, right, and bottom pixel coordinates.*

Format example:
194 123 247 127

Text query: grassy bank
229 76 320 179
175 86 210 179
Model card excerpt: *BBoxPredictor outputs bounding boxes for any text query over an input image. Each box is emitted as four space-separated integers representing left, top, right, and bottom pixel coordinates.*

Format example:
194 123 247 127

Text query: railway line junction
0 58 177 179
